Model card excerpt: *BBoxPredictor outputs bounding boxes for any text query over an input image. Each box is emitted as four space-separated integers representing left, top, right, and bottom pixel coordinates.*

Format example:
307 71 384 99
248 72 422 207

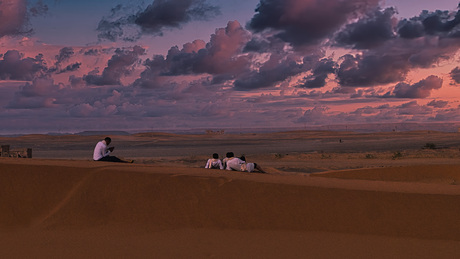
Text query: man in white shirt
93 137 133 163
223 152 266 173
205 153 224 169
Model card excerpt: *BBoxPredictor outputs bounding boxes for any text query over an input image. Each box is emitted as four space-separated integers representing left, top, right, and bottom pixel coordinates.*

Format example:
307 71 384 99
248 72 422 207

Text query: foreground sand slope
2 159 460 237
1 158 460 258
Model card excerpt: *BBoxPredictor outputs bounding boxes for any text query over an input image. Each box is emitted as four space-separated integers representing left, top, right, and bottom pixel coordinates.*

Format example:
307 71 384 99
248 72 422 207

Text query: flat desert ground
1 130 460 258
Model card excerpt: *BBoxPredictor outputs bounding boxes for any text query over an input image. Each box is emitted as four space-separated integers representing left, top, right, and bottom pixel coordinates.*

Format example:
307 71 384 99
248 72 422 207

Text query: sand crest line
30 168 105 229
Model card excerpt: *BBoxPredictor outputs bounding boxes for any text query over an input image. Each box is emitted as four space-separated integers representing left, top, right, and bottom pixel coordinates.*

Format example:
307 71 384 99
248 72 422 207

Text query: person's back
93 139 110 161
205 153 223 169
225 156 245 171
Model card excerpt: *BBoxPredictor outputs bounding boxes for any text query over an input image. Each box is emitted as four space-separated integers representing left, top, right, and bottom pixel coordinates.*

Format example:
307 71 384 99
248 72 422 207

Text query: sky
0 0 460 134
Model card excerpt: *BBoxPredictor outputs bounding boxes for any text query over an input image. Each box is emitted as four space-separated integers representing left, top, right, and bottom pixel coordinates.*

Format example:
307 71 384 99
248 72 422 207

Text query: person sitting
223 152 266 173
93 137 133 163
205 153 224 169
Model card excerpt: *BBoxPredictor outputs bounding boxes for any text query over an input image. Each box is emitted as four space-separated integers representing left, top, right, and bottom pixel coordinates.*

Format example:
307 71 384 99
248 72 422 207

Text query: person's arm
102 144 112 157
205 159 211 168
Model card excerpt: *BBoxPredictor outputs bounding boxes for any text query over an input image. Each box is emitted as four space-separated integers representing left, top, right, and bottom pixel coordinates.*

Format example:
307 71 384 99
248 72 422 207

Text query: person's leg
98 156 133 163
253 163 267 173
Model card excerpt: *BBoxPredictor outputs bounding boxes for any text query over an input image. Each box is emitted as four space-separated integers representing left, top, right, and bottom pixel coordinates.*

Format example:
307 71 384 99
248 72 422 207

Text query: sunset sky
0 0 459 134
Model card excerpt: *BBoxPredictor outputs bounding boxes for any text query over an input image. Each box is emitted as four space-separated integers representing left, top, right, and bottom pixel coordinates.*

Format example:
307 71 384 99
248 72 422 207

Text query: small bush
274 153 284 159
392 151 403 160
321 153 331 159
365 154 376 159
423 143 436 149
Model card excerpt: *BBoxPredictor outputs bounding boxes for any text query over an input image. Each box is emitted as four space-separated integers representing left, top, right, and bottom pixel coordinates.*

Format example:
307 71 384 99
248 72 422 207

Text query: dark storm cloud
97 0 220 41
84 46 145 86
336 53 409 87
334 7 397 49
55 47 74 64
56 62 81 74
386 75 443 98
234 53 306 90
451 67 460 84
135 0 220 33
45 47 78 74
133 55 167 88
333 4 460 88
0 50 46 80
296 58 337 88
247 0 380 47
397 8 460 39
242 38 271 53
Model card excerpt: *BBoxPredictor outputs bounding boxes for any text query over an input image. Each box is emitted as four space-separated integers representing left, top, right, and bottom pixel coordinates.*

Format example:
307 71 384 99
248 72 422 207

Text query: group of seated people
205 152 267 173
93 137 266 173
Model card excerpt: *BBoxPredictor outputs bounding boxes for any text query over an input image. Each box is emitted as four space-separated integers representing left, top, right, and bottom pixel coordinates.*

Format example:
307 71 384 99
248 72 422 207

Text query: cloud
296 58 337 88
397 8 460 38
294 100 460 126
247 0 380 47
56 62 81 74
55 47 74 64
334 7 397 49
7 77 59 109
387 75 443 98
336 53 410 87
427 99 449 108
0 0 28 37
135 21 252 88
97 0 221 41
84 45 145 86
0 0 49 38
167 21 251 76
0 50 47 80
451 66 460 84
135 0 220 33
296 106 330 125
234 53 306 90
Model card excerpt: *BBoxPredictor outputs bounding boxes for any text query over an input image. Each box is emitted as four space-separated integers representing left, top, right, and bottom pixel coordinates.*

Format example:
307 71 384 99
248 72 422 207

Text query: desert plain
1 130 460 258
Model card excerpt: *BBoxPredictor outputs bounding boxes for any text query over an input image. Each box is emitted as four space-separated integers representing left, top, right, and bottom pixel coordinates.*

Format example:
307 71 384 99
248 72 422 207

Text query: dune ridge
2 159 460 242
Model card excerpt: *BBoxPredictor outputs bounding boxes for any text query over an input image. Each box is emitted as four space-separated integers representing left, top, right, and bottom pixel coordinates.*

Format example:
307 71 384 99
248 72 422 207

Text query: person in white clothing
93 137 133 163
205 153 224 169
223 152 266 173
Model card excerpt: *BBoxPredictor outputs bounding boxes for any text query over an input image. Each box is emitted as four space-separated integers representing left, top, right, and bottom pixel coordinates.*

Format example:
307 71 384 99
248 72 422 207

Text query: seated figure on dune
93 137 133 163
205 153 224 169
223 152 266 173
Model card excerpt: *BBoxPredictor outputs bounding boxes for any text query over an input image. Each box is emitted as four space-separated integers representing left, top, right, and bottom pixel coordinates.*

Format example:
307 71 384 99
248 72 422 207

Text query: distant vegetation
392 151 403 160
365 154 376 159
423 143 437 149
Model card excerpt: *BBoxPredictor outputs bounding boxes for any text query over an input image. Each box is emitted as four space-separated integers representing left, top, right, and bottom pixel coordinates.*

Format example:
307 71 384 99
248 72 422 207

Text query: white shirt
224 157 255 172
205 159 223 169
93 140 110 160
225 157 245 171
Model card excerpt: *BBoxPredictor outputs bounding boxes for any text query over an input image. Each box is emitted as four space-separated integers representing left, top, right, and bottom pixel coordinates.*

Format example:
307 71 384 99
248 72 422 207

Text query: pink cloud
390 75 443 98
0 0 28 37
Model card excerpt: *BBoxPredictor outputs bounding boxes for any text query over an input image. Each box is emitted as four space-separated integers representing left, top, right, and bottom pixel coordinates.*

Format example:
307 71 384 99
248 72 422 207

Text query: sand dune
1 157 460 258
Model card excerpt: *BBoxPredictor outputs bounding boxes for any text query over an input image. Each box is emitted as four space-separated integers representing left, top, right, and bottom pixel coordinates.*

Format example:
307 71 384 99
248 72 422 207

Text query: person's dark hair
212 153 219 159
104 137 112 143
226 152 234 158
240 155 246 161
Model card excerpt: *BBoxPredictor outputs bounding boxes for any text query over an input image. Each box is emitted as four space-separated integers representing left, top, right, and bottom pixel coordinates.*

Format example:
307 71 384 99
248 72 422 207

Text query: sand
1 131 460 258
